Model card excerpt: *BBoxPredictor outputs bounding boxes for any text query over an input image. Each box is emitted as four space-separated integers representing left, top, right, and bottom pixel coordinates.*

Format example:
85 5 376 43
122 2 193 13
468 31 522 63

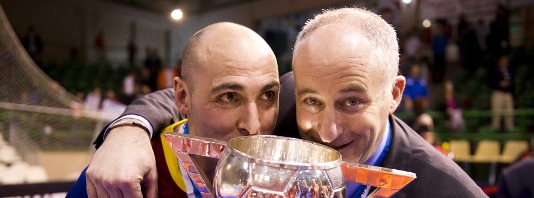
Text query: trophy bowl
165 133 415 198
214 135 345 198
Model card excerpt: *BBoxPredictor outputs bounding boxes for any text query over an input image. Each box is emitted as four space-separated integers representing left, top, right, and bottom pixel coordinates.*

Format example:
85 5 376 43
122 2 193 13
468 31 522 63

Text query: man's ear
174 77 190 116
389 76 406 114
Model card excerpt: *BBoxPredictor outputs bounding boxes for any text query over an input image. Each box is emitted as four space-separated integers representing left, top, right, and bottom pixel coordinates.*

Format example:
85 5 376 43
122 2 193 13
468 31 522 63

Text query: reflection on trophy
164 134 416 198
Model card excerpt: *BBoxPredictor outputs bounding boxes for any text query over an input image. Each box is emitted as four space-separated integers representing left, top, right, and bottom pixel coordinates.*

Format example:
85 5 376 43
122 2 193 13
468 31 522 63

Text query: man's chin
337 146 366 164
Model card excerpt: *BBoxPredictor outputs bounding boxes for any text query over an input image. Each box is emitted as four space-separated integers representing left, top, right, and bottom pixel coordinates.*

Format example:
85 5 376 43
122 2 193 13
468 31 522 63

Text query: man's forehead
210 71 279 86
296 79 368 95
206 75 279 97
296 32 370 64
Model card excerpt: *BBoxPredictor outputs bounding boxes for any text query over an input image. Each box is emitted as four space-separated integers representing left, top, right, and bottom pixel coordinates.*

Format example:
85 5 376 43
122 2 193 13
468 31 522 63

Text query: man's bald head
180 22 275 91
172 22 280 182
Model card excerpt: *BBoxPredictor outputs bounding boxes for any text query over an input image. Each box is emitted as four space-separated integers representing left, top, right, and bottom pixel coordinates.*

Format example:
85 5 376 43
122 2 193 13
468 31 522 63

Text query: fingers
142 168 159 198
94 182 112 198
119 178 143 198
87 175 113 198
103 184 125 198
87 177 98 198
121 184 143 198
89 176 136 198
87 176 113 198
85 126 155 198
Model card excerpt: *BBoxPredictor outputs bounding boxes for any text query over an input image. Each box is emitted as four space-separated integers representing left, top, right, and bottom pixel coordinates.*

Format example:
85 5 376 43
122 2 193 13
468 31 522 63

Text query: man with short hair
86 8 486 198
290 8 484 197
67 22 280 198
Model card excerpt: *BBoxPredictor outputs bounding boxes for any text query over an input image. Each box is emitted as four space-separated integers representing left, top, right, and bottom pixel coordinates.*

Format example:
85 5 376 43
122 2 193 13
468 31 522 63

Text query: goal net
0 4 116 172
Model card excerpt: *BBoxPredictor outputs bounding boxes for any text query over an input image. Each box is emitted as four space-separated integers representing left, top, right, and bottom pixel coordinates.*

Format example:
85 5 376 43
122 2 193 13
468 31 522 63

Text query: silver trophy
164 134 416 198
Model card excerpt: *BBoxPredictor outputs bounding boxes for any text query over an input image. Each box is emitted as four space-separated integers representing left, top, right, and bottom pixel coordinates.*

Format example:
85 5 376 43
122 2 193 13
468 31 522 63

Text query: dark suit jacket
384 116 486 197
94 72 486 197
497 152 534 198
93 88 185 149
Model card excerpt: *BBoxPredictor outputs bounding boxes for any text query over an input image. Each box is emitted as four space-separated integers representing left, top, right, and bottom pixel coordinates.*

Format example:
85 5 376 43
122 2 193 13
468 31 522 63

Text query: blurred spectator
21 26 43 66
19 91 40 105
157 64 176 90
402 29 421 76
487 3 510 60
413 114 449 157
102 90 120 105
144 47 162 92
475 19 488 51
457 14 469 44
138 67 152 93
431 22 449 83
84 87 102 112
70 91 85 120
119 70 137 105
123 70 136 95
496 151 534 198
458 18 484 73
101 89 126 114
403 64 429 115
128 39 137 67
137 84 152 99
489 55 514 131
440 80 465 133
94 31 106 63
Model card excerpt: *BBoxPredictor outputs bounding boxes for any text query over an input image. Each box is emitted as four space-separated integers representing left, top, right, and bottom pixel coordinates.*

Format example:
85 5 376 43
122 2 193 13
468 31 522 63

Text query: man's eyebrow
260 81 281 92
210 83 244 94
340 85 367 94
297 88 317 96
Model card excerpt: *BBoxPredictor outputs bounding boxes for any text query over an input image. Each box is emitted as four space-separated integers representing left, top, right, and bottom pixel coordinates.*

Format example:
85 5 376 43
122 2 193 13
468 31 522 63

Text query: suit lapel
381 115 413 172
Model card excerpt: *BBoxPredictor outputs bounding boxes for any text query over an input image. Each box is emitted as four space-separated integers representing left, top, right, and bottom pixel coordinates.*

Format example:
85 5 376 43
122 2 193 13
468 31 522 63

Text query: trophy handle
164 133 227 198
341 162 416 198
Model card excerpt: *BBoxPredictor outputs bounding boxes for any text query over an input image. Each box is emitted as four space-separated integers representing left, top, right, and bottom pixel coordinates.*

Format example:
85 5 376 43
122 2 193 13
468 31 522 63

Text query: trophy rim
226 135 343 170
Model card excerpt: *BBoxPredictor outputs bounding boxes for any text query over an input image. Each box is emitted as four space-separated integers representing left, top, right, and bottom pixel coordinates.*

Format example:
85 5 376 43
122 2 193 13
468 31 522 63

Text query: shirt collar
346 119 392 198
364 119 391 165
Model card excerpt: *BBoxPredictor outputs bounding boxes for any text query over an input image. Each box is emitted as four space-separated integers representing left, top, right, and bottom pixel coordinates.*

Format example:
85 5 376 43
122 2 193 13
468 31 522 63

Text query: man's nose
238 102 261 136
317 109 342 143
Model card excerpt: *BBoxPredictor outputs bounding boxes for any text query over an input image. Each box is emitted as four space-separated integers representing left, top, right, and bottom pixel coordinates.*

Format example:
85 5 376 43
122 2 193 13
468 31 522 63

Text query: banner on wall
420 0 505 19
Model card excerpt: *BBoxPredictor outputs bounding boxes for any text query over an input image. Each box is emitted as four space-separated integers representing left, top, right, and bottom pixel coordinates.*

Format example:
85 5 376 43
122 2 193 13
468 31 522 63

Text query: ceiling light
402 0 412 4
422 19 431 28
171 9 183 20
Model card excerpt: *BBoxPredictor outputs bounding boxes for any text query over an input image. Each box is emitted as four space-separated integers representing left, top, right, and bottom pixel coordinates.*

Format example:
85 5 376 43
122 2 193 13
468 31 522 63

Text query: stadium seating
471 140 501 163
0 145 22 164
25 165 49 183
498 140 529 163
449 139 471 162
1 161 28 184
0 163 7 182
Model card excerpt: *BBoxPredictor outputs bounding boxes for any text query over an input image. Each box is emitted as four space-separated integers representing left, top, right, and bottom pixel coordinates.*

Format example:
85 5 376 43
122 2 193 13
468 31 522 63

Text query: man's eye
218 93 236 102
343 98 360 106
263 91 275 100
305 97 319 105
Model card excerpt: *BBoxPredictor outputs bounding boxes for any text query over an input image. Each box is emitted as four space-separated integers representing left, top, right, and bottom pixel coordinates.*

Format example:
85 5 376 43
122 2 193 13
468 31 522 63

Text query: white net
0 4 114 173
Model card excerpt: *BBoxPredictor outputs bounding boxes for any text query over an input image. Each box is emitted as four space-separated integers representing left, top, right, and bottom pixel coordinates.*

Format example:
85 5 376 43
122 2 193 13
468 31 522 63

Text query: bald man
67 22 280 198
